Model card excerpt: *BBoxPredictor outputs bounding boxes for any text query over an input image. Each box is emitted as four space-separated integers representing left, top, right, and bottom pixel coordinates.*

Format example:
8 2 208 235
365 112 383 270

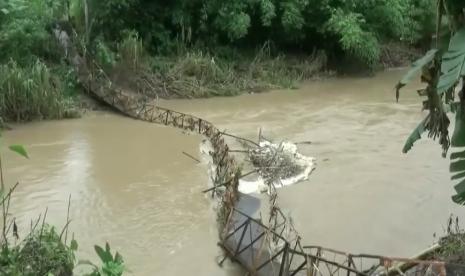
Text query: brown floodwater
2 69 464 275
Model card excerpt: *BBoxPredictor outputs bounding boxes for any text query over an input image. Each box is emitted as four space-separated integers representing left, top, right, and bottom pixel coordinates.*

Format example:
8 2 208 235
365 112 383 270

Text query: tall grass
117 30 146 70
89 32 328 99
148 47 327 98
0 60 78 122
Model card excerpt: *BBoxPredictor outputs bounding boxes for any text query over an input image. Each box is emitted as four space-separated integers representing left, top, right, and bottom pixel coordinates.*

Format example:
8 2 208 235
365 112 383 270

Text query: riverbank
0 37 423 125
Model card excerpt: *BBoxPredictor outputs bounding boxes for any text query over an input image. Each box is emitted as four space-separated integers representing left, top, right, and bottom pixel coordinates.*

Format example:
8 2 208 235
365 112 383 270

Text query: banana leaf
437 28 465 95
402 116 428 153
395 49 438 101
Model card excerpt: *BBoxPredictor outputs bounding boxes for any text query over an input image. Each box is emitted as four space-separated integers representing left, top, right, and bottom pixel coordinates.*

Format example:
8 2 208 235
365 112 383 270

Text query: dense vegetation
0 0 437 122
84 0 435 65
396 0 465 204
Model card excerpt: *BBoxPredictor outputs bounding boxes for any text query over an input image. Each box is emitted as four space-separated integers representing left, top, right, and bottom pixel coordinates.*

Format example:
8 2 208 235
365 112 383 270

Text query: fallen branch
228 150 249 153
182 151 201 163
220 132 259 147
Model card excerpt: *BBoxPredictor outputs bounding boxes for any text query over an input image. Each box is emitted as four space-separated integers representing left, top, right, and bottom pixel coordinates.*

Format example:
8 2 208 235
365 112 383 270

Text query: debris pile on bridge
236 138 315 194
249 140 315 185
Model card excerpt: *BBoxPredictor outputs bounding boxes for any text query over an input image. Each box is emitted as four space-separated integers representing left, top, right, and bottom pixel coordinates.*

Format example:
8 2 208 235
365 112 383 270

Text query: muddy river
2 69 464 275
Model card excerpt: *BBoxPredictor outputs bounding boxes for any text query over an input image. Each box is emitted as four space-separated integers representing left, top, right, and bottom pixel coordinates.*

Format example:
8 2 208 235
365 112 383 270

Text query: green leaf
8 144 28 159
453 178 465 204
396 49 438 101
70 239 78 251
402 116 427 153
102 262 125 276
0 8 9 14
437 28 465 95
451 106 465 147
114 252 123 264
451 193 465 204
451 171 465 180
450 159 465 173
455 179 465 194
94 245 112 263
444 102 461 113
451 150 465 160
77 259 98 268
449 149 465 205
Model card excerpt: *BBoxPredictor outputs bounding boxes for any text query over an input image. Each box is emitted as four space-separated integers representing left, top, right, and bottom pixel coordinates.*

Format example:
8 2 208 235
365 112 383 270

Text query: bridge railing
221 208 465 276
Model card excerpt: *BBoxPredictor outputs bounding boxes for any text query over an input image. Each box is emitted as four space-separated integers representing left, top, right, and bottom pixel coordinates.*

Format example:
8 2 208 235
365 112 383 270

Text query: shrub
0 225 76 276
0 60 78 122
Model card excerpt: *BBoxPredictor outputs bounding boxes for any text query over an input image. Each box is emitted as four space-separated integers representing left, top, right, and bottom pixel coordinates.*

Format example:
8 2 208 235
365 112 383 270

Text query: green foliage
397 0 465 205
0 141 76 274
117 30 147 70
78 0 435 67
326 8 380 67
0 0 80 123
395 49 438 101
150 48 326 98
94 39 117 70
1 225 77 276
8 144 28 159
0 143 75 276
402 0 437 43
0 0 65 65
280 0 308 33
0 60 78 121
434 215 465 264
402 117 428 153
79 242 125 276
437 28 465 94
259 0 276 27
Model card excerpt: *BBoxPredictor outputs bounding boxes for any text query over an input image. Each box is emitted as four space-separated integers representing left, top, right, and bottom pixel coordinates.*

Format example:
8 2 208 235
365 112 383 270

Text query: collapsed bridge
55 26 465 276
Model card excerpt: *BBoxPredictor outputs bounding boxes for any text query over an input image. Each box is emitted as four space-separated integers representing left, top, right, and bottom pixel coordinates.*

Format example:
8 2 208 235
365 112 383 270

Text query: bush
142 46 326 98
0 0 65 65
117 30 147 70
0 60 78 122
0 225 76 276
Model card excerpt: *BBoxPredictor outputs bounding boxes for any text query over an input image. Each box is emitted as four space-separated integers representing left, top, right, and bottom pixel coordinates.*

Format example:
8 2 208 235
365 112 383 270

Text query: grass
0 225 76 276
0 59 79 122
434 215 465 264
147 47 328 98
97 34 328 99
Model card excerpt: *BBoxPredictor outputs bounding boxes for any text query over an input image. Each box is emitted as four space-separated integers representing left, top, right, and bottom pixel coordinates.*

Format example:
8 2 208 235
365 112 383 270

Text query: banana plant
396 0 465 204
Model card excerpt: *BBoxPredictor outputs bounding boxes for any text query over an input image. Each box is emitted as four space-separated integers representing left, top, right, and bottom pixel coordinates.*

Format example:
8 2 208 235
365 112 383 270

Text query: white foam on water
238 141 316 194
200 139 315 195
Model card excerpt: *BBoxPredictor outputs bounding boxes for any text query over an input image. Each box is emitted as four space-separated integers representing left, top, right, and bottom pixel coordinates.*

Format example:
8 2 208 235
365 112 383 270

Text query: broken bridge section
221 208 462 276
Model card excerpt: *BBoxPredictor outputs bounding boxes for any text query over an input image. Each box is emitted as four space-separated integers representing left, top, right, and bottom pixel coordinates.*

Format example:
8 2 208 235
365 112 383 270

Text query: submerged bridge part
54 26 465 276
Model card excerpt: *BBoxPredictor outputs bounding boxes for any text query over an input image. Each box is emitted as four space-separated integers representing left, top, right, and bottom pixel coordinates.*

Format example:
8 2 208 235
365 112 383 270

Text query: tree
75 0 435 66
397 0 465 204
